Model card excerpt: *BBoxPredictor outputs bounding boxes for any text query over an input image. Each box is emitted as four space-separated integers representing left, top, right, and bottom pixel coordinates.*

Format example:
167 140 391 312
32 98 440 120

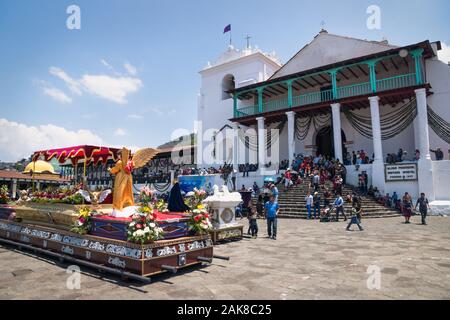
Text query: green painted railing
235 104 258 117
293 89 333 106
337 82 371 99
376 73 417 92
235 73 418 118
263 98 289 113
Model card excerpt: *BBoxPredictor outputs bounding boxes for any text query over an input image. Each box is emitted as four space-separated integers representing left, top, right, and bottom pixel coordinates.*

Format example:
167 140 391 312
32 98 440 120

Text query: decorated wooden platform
210 225 244 244
0 218 214 278
90 213 190 241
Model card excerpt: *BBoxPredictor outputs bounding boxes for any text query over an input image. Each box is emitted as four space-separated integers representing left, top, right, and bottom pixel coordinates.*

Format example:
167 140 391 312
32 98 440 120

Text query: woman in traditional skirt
402 192 413 224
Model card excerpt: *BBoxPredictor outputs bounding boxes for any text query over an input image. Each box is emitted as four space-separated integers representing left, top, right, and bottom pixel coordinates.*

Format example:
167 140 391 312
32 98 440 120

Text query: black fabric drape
167 182 191 212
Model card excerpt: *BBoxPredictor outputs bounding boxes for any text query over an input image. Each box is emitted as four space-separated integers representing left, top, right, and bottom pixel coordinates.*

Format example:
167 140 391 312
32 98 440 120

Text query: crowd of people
177 163 234 177
238 163 258 177
237 149 438 241
346 150 373 165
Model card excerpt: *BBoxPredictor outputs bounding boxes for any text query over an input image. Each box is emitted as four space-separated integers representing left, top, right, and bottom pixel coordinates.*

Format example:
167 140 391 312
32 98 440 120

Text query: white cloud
42 86 72 104
80 74 142 104
438 42 450 64
114 128 126 136
47 64 143 105
0 119 104 162
49 66 82 95
124 62 138 76
101 59 113 70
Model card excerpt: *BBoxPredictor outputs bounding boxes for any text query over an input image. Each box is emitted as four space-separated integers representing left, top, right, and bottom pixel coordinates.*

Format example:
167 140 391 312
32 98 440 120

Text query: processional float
0 145 224 283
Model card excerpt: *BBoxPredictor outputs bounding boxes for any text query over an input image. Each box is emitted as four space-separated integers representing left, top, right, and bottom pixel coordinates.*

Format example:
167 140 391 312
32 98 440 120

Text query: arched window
222 74 235 100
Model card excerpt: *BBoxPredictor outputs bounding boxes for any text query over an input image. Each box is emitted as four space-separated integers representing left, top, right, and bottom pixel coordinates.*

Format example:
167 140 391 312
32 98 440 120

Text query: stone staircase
256 180 401 219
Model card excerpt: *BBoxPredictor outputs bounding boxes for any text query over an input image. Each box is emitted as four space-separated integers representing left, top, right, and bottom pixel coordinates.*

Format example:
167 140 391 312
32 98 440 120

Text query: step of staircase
253 181 401 219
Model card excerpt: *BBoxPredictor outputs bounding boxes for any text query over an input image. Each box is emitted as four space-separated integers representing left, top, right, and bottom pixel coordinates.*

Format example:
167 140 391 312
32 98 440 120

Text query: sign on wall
385 163 418 182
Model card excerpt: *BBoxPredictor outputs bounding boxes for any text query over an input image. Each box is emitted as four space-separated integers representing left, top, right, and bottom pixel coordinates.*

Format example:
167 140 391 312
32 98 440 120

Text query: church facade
196 30 450 208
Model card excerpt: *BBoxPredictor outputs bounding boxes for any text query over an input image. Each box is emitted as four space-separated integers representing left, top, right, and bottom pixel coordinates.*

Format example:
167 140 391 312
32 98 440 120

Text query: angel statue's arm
109 161 122 175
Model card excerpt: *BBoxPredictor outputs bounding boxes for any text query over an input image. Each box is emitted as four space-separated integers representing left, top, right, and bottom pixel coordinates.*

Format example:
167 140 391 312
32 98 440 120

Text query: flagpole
230 29 232 46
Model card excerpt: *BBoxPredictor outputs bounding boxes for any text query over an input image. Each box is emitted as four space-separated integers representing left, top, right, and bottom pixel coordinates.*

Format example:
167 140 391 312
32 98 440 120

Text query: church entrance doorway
315 126 347 159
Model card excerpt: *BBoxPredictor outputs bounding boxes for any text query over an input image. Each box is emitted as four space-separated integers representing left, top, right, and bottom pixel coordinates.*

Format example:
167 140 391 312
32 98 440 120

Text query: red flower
194 215 201 222
204 213 209 219
79 217 86 224
124 160 135 174
136 224 143 229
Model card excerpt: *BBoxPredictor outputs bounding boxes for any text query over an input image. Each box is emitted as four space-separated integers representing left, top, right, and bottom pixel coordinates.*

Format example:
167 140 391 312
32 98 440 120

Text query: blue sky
0 0 449 161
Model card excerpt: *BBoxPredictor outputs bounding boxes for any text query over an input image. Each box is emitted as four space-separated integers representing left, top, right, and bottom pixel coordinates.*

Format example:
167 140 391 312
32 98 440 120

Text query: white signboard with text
385 163 418 182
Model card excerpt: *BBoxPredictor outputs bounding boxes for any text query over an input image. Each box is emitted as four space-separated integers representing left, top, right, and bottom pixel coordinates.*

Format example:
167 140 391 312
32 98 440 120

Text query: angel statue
77 189 111 209
108 147 159 217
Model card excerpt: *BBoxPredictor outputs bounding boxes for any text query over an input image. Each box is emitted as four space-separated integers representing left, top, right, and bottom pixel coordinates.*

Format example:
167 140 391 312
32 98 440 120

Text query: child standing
248 206 259 238
256 195 264 218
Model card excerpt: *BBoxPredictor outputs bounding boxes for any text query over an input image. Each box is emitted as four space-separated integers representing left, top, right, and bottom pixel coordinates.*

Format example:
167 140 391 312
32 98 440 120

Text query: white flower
144 227 150 233
149 223 156 228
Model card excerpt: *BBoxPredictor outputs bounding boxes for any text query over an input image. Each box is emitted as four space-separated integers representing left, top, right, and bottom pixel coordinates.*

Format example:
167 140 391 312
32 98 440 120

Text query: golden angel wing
132 148 160 169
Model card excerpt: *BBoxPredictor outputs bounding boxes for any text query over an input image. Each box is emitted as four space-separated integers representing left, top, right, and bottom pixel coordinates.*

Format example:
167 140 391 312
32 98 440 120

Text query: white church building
196 30 450 211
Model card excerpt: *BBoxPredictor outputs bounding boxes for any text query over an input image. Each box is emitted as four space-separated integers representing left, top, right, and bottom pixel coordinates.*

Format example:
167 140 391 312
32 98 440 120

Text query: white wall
272 32 396 79
345 164 373 187
425 55 450 159
432 160 450 200
384 181 419 202
198 49 280 168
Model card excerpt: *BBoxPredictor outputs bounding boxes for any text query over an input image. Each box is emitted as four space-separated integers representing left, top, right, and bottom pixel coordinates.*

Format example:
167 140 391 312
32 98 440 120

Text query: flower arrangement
188 204 213 235
185 187 207 210
127 205 164 244
70 206 92 235
0 185 10 204
30 185 84 204
155 199 169 213
139 185 154 205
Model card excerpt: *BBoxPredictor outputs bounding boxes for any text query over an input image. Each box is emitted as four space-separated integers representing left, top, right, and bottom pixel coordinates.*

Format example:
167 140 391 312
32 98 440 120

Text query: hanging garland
343 98 418 140
238 120 286 151
428 105 450 144
295 112 332 141
152 182 172 193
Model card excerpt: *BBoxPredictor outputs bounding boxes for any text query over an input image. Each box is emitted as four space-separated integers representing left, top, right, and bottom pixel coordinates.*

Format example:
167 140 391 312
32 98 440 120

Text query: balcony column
369 96 385 193
257 87 264 113
329 69 338 99
231 122 239 172
286 111 296 165
331 103 343 163
411 48 425 85
415 88 435 200
287 80 293 108
256 116 266 174
367 60 378 93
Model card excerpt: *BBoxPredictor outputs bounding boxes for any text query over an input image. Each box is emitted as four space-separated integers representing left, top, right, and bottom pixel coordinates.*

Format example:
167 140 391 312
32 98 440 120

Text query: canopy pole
82 156 87 204
32 160 36 193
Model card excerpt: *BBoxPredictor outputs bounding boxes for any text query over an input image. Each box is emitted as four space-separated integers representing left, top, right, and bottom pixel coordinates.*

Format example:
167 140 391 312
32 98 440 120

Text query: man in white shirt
333 193 347 221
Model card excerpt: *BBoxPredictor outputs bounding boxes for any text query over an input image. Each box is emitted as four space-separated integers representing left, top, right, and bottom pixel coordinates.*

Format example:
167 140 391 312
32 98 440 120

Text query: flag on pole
223 24 231 34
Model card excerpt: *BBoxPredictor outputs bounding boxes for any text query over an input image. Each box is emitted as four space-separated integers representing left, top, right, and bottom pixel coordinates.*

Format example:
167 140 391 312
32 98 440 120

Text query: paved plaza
0 216 449 300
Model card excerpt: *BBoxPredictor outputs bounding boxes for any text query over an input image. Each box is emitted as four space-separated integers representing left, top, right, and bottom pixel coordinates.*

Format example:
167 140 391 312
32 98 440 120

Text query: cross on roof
245 35 252 48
